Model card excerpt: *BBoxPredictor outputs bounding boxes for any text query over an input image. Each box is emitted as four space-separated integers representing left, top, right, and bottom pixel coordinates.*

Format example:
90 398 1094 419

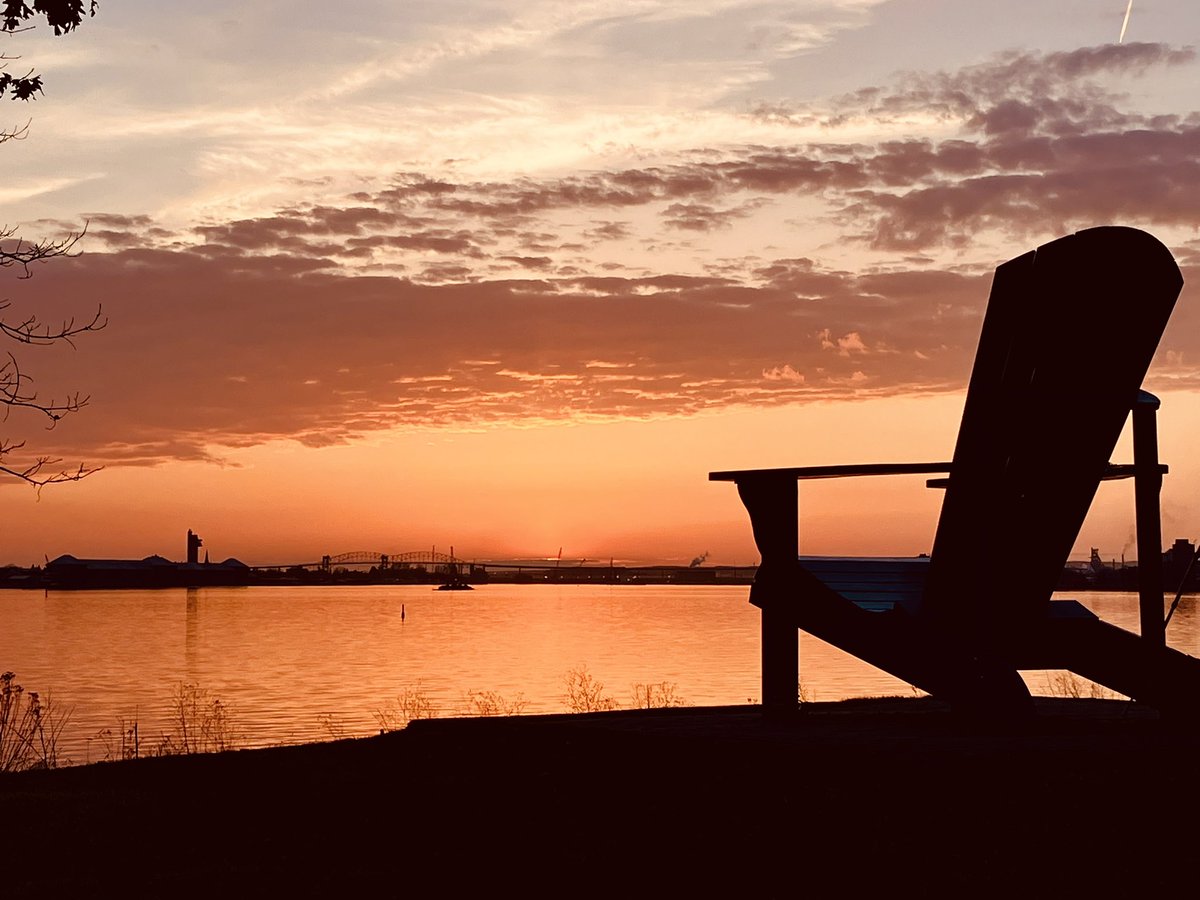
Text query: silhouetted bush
460 690 528 716
374 686 438 732
563 664 617 712
630 681 689 708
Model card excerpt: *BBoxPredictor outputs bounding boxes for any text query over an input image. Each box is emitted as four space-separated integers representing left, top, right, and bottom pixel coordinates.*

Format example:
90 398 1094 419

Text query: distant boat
438 546 473 590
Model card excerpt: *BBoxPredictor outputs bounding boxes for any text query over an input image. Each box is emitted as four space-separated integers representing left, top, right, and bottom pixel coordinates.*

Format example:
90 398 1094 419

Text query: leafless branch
0 3 102 488
0 298 106 346
0 259 106 485
2 350 91 426
0 438 100 488
0 221 88 278
0 119 29 143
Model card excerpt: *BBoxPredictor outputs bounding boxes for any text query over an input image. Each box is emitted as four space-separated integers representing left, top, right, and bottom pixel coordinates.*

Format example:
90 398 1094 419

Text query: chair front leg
736 474 800 714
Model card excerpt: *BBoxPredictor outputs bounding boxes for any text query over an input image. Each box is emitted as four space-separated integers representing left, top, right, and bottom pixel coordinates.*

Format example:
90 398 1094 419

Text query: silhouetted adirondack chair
712 226 1199 716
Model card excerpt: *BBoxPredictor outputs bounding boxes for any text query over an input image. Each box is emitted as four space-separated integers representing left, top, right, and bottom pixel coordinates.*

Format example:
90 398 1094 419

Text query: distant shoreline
1 563 760 589
3 566 1197 592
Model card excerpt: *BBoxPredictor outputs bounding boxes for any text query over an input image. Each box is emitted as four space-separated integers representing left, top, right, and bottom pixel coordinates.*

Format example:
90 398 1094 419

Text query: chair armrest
709 462 952 482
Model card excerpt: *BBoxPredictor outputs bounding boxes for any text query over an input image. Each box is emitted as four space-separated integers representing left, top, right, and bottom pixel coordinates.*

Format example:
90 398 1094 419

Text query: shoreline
6 696 1199 895
5 575 1193 591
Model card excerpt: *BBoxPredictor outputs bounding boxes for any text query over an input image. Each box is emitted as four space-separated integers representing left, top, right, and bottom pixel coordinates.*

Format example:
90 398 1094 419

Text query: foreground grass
8 663 1136 771
1 671 69 772
4 665 697 769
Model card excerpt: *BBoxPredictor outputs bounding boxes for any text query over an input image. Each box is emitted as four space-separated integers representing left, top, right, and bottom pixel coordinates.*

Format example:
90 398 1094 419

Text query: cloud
661 202 753 231
584 221 633 242
1 243 1009 469
77 43 1191 272
819 329 868 355
6 41 1198 475
497 255 554 269
824 43 1195 130
817 44 1200 248
8 243 1197 477
762 364 805 382
381 46 1200 256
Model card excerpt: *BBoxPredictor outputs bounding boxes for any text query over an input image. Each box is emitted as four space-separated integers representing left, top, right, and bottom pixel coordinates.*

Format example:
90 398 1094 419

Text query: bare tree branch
0 221 87 278
0 248 105 484
0 116 29 142
0 438 99 487
0 296 106 345
0 1 102 488
0 296 104 484
2 350 91 421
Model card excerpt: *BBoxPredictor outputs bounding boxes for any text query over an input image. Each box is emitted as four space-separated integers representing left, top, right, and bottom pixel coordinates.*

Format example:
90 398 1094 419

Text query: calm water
2 585 1198 763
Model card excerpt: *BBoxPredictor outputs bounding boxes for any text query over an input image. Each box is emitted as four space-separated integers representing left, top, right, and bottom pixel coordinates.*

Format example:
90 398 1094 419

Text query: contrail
1119 0 1133 43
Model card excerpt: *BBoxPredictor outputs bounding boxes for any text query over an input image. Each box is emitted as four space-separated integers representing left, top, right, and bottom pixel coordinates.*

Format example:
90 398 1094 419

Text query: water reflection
0 586 1194 762
185 588 199 678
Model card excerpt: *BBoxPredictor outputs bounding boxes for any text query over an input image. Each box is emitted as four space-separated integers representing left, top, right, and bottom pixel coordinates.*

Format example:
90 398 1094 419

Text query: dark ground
5 697 1198 898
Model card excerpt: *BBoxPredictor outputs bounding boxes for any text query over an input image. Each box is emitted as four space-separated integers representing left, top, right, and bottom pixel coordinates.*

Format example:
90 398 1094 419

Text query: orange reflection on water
1 586 1196 763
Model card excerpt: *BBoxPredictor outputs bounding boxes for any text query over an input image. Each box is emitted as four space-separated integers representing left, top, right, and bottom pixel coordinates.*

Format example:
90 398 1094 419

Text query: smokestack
187 530 203 565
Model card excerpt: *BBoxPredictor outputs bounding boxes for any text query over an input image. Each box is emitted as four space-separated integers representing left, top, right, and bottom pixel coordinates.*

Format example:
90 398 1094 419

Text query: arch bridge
266 550 472 573
325 550 463 567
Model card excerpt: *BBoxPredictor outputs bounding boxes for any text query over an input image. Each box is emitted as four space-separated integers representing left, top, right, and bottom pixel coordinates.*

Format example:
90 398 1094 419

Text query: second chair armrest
709 462 952 482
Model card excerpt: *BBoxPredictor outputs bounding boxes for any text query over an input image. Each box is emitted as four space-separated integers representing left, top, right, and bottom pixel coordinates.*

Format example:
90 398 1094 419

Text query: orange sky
3 2 1200 566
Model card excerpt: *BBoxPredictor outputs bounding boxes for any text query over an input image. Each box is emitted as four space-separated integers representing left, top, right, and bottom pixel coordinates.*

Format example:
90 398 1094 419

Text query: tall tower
187 530 203 565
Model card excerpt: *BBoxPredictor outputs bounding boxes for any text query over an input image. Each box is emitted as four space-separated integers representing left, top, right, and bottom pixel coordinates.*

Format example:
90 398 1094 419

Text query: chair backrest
922 227 1183 643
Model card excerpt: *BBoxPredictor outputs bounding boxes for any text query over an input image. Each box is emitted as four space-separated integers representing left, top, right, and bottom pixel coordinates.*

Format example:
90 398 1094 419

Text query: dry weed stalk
563 665 617 712
374 686 437 732
91 715 141 762
153 682 238 755
460 690 528 717
630 681 689 708
0 672 70 771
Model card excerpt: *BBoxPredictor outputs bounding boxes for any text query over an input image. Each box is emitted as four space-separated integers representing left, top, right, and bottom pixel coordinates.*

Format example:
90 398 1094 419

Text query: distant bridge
253 550 470 572
246 550 758 584
329 550 464 566
251 550 606 573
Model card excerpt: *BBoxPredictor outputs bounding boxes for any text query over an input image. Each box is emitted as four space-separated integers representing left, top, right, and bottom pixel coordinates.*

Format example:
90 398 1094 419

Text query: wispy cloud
10 238 1199 472
6 40 1198 474
79 42 1190 273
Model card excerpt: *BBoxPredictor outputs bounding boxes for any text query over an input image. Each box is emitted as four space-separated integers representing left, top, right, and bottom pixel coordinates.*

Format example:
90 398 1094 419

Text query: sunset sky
3 0 1199 567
